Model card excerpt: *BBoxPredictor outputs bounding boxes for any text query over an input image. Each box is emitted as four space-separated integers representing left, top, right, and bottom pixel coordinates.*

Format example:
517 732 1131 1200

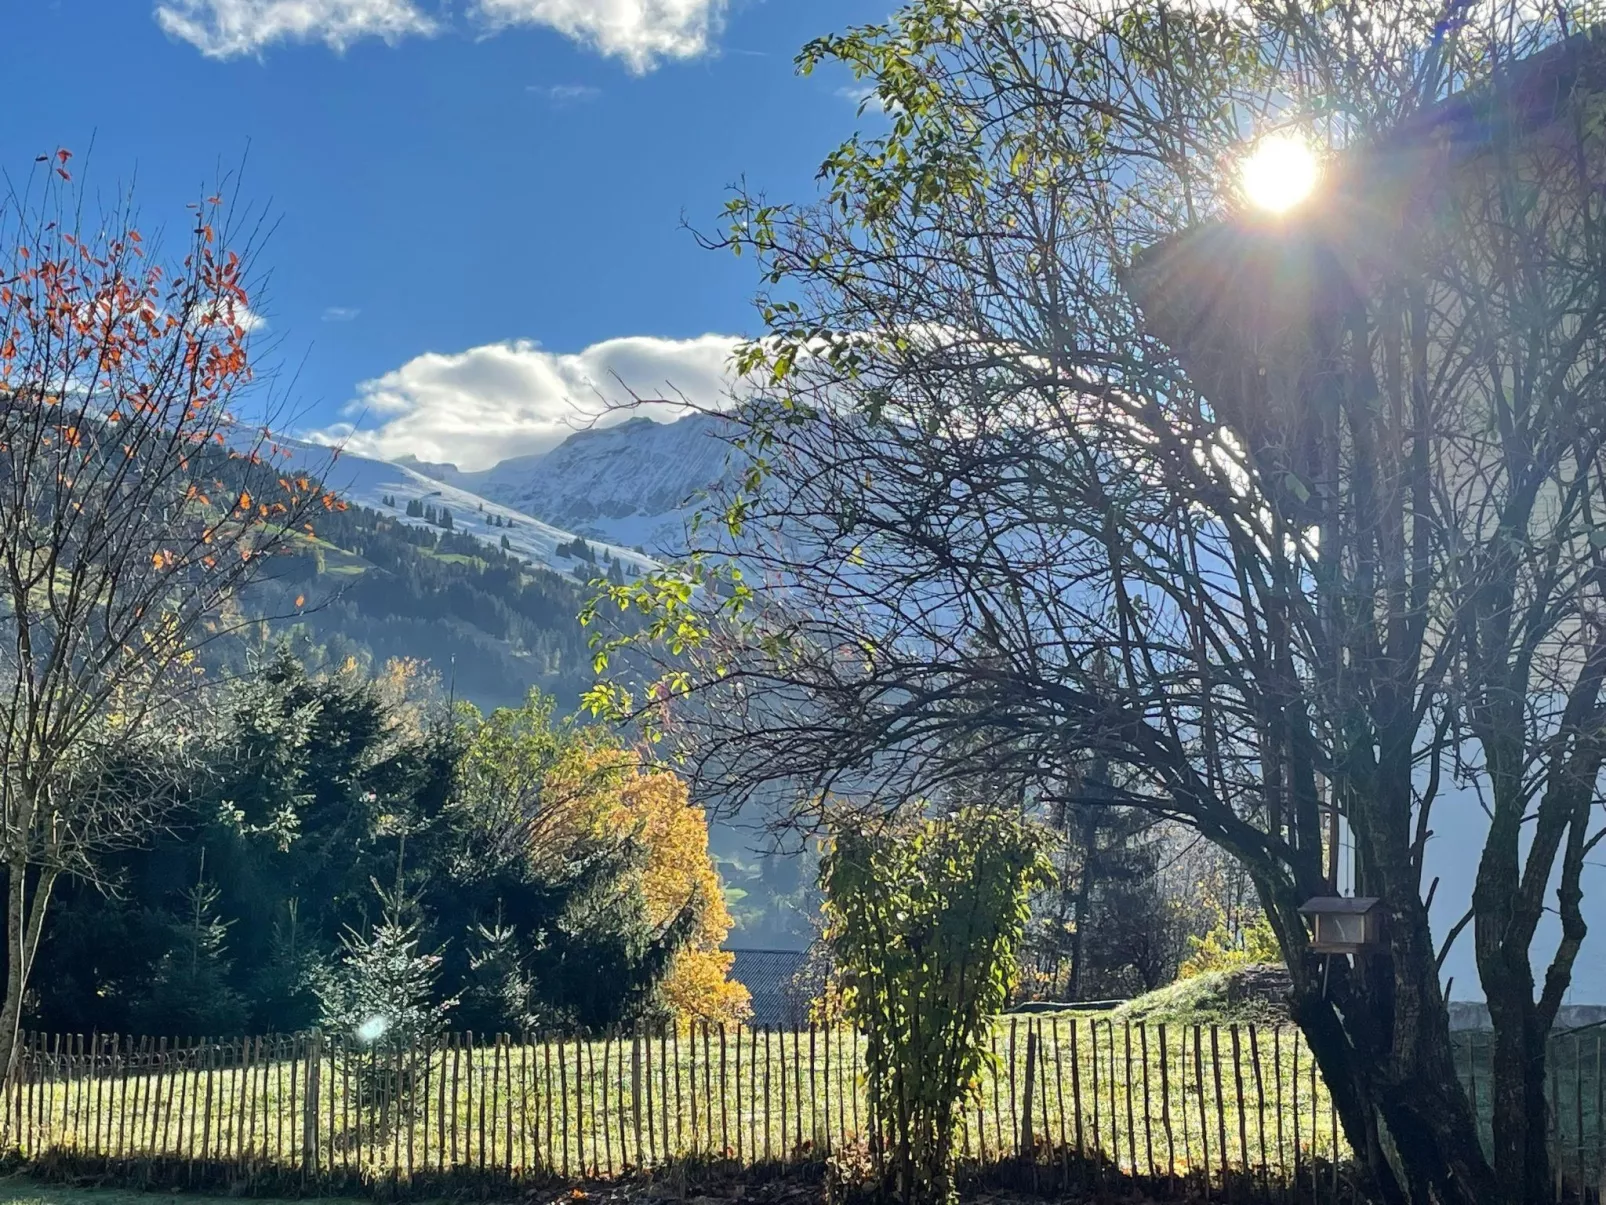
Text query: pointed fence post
302 1032 322 1176
1020 1025 1039 1161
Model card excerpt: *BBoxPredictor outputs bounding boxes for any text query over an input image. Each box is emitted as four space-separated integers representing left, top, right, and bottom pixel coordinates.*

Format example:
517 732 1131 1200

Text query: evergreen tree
250 897 321 1033
500 535 512 551
608 560 626 586
316 873 454 1048
439 508 454 531
405 498 423 518
457 917 536 1034
131 853 248 1035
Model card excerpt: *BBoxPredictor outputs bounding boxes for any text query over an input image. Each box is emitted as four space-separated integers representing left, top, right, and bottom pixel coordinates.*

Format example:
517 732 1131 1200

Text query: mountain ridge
373 413 732 556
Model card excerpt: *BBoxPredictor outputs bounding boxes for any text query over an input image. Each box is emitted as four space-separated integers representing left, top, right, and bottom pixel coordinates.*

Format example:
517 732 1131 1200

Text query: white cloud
313 333 738 470
530 83 602 105
474 0 726 73
154 0 437 56
837 84 883 110
321 306 361 322
154 0 728 69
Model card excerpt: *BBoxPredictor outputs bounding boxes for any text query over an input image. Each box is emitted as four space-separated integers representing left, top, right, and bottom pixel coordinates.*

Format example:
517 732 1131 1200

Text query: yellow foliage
549 748 751 1024
1178 912 1281 979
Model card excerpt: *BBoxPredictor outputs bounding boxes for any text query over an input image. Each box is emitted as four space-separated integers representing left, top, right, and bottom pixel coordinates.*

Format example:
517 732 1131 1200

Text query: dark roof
729 948 813 1029
1124 32 1606 449
730 948 808 987
1299 896 1381 915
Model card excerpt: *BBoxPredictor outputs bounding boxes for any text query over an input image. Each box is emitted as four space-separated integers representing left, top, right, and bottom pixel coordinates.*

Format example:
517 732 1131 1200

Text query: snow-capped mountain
413 414 733 556
272 436 657 578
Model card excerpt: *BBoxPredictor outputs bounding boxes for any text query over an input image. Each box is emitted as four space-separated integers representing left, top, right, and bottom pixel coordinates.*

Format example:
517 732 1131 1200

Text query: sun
1240 132 1320 213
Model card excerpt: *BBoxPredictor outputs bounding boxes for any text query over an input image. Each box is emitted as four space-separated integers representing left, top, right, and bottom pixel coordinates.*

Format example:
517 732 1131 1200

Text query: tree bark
0 859 56 1090
1483 967 1552 1204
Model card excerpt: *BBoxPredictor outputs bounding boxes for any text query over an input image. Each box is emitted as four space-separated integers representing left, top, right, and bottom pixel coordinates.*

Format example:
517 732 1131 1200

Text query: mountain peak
395 452 465 477
456 412 730 554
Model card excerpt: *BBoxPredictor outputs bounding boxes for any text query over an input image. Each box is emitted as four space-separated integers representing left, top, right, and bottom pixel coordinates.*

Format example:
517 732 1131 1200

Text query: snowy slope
450 414 733 555
271 436 657 579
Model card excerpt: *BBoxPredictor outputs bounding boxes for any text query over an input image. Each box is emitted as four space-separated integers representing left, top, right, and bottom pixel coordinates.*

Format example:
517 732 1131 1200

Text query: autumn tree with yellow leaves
609 755 750 1024
546 745 750 1025
450 692 748 1028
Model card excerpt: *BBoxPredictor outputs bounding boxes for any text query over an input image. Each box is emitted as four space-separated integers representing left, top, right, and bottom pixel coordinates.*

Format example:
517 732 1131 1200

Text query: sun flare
1240 133 1319 213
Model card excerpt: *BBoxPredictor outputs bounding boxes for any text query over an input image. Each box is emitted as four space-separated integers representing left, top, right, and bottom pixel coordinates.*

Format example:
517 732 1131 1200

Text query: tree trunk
0 859 56 1090
1271 837 1498 1205
1484 974 1552 1204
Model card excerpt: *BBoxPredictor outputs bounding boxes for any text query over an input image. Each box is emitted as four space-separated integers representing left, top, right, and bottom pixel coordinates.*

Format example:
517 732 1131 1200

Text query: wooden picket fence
2 1020 1601 1199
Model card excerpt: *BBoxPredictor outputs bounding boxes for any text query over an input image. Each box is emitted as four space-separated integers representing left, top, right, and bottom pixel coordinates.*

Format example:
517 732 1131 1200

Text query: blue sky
2 0 882 469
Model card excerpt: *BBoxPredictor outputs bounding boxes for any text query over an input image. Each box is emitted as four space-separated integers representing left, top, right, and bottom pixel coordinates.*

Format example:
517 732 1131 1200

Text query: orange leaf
295 595 305 608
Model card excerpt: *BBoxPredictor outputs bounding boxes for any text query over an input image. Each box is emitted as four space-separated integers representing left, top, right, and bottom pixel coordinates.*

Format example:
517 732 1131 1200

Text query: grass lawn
10 1016 1601 1192
0 1177 363 1205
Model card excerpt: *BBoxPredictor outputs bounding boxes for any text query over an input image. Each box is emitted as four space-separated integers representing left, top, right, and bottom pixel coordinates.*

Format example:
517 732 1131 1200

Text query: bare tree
588 4 1606 1202
0 154 331 1080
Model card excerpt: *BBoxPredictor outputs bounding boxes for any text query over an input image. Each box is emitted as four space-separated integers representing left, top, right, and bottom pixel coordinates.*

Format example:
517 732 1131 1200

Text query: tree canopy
587 3 1606 1201
32 656 746 1036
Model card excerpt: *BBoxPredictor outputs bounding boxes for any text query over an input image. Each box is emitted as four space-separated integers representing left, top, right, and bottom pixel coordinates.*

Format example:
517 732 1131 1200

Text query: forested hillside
235 496 600 713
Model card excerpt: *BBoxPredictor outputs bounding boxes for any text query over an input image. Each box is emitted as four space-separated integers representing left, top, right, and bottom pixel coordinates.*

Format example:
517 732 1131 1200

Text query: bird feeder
1298 896 1383 955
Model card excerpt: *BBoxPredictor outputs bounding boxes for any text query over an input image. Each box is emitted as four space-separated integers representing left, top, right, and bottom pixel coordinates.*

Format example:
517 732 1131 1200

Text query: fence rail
2 1021 1600 1198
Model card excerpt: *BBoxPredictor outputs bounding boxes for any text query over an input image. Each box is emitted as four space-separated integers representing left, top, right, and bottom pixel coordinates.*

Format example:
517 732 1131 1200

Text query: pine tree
252 897 320 1032
406 498 423 518
500 535 512 551
315 872 454 1049
608 560 626 586
439 508 454 530
132 852 248 1035
457 917 536 1034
